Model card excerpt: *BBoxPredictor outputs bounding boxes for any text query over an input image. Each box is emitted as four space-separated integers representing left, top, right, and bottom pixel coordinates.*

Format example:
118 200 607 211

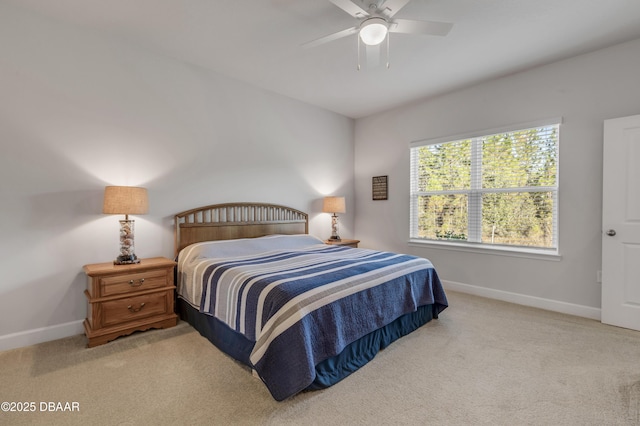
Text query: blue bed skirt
177 298 438 392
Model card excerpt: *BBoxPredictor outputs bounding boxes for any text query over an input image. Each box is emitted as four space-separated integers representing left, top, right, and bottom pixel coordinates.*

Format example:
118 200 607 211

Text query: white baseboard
442 279 601 321
0 320 85 352
0 282 601 352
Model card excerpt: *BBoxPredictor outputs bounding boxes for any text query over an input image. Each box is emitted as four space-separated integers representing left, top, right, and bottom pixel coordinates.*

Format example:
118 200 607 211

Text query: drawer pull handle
128 278 145 287
127 303 146 313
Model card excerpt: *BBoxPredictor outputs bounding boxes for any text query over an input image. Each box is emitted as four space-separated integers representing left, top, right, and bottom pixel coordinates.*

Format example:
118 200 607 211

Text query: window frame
409 118 562 256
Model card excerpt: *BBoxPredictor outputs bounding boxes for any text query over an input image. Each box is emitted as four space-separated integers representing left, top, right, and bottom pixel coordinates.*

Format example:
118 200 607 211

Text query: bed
174 202 448 401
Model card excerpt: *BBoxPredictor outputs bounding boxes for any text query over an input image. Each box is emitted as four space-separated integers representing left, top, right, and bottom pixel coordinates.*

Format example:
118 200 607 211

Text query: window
410 120 560 252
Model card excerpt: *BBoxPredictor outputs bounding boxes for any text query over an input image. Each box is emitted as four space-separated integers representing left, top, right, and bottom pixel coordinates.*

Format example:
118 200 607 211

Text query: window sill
408 239 562 261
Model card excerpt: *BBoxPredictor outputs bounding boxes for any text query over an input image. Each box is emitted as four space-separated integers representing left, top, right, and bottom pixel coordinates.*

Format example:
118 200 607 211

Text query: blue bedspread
194 245 447 400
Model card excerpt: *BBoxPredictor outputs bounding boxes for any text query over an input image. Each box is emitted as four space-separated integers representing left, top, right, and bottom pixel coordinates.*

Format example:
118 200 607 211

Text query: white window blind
410 120 560 251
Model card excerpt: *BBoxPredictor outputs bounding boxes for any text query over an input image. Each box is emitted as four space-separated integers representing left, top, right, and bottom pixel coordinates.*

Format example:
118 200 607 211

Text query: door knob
606 229 616 236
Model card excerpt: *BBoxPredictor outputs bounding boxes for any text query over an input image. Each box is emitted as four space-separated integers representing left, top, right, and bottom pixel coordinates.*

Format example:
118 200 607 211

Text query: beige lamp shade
322 196 346 214
103 186 149 215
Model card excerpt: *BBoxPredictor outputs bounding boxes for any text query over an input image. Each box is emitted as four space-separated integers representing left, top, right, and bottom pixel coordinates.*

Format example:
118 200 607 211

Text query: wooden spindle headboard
174 202 309 255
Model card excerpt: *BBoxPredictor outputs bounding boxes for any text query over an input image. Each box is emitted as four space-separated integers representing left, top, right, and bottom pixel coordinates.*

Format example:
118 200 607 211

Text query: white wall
354 38 640 316
0 4 354 349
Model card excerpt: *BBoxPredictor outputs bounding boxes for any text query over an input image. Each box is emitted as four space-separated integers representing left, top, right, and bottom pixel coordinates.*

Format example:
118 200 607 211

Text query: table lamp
322 196 346 241
102 186 148 264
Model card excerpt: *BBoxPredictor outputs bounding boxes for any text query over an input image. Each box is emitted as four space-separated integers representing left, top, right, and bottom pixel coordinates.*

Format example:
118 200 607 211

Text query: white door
602 114 640 330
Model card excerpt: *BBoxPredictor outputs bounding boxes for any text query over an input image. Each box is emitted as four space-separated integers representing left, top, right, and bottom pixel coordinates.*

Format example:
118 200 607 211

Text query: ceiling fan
303 0 453 54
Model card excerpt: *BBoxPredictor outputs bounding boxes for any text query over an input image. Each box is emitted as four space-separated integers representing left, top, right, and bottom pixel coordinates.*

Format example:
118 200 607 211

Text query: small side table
325 239 360 248
83 257 178 347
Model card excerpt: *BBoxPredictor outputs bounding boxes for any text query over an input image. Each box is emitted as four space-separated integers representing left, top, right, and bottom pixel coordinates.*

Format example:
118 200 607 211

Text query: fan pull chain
357 36 362 71
386 32 390 69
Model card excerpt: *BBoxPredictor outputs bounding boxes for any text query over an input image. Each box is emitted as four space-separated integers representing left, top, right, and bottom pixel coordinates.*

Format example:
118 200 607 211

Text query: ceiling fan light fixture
359 17 388 45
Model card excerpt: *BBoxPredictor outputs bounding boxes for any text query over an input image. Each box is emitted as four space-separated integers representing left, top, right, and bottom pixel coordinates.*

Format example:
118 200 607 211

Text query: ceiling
8 0 640 118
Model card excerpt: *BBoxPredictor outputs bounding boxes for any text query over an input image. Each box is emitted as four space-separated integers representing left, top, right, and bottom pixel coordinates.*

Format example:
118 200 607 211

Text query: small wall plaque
372 175 388 200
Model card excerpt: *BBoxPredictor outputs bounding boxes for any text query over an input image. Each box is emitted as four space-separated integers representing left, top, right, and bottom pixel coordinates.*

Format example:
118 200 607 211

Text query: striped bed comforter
179 240 447 400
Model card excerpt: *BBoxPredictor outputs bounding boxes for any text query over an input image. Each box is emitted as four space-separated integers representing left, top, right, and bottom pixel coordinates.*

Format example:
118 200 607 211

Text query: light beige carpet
1 291 640 426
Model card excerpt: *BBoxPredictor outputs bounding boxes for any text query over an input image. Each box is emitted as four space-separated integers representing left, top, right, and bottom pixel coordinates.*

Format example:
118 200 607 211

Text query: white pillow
180 234 324 262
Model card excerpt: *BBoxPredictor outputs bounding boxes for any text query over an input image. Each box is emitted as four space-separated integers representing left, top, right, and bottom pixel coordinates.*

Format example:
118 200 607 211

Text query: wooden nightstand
325 239 360 248
83 257 178 348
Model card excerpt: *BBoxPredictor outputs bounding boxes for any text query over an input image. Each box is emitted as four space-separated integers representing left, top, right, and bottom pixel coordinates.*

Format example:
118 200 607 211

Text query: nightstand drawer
100 269 168 297
101 291 171 327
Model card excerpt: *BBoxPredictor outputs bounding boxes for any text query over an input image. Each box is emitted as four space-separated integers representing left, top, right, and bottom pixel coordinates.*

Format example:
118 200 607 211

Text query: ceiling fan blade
390 19 453 36
380 0 411 18
329 0 369 18
301 26 359 49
